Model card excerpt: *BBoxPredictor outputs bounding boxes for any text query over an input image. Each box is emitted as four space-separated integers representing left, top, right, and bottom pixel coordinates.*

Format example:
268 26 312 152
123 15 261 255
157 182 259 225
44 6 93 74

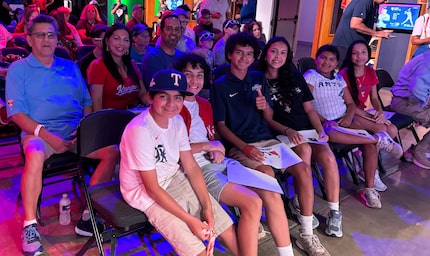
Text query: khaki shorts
228 139 280 170
391 96 430 127
22 135 77 161
144 172 233 256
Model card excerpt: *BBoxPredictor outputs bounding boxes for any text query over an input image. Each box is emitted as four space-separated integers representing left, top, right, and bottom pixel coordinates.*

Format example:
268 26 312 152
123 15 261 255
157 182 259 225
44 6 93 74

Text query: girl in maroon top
87 23 146 111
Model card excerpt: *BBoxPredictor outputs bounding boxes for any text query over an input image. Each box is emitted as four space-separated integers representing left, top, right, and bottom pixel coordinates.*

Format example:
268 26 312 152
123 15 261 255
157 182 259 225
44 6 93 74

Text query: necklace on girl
356 73 366 98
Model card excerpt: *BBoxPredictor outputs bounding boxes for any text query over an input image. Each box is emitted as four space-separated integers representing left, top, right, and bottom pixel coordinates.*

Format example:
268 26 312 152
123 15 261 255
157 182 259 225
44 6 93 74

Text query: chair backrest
54 46 73 60
375 69 395 90
1 46 30 58
77 109 136 157
297 57 316 74
375 69 395 109
76 44 95 61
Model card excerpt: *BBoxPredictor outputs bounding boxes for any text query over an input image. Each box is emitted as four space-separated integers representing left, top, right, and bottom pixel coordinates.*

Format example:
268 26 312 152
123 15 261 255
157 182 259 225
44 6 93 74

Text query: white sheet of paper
257 143 302 169
276 129 327 148
332 126 374 140
366 109 396 120
226 161 283 194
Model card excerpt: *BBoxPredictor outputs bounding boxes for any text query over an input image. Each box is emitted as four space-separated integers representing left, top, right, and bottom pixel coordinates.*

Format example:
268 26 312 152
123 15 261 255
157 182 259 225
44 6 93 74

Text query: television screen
376 3 422 33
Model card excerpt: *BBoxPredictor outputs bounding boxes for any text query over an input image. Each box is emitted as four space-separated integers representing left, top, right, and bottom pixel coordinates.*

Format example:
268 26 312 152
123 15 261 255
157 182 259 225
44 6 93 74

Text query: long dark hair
341 40 371 105
258 36 295 78
50 10 71 37
257 36 305 98
102 23 139 86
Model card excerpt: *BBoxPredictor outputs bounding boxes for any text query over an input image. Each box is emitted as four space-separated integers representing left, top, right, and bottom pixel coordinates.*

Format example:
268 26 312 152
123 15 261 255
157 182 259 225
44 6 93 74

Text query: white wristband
34 124 44 137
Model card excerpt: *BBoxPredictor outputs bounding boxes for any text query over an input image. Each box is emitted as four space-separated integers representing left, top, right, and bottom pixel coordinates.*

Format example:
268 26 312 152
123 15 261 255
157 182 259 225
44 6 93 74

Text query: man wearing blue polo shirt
6 15 118 256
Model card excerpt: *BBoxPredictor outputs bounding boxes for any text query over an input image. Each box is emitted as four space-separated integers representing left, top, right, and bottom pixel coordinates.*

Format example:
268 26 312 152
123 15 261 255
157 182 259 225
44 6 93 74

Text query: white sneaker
361 188 382 209
375 131 403 159
296 233 331 256
374 170 387 192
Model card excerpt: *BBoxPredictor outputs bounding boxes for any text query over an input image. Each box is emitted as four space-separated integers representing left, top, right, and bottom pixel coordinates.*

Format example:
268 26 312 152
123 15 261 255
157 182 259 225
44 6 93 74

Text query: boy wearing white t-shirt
119 69 238 256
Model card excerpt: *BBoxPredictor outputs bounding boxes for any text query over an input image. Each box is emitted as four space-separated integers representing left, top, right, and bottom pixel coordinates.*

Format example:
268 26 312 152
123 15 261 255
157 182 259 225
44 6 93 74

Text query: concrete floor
1 125 430 256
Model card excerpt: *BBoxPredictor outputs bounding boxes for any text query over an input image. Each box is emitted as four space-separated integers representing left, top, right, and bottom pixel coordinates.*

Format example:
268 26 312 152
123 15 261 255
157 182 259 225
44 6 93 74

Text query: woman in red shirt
87 23 147 111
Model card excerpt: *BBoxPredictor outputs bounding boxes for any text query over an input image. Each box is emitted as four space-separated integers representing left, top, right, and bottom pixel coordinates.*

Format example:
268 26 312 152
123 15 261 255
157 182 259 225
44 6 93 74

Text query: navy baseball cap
149 69 193 96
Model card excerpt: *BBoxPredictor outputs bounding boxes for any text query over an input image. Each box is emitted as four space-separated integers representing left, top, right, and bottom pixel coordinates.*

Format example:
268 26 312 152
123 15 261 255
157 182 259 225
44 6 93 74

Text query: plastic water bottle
59 193 71 225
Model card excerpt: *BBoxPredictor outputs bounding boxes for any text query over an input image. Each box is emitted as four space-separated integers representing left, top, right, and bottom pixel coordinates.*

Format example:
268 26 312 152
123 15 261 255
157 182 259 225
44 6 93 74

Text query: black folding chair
76 109 152 256
76 44 95 61
1 46 30 59
54 46 73 60
297 57 316 74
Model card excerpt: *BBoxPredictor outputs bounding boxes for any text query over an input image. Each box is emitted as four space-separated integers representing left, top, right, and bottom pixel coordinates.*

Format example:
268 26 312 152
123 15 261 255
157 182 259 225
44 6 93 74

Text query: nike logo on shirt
229 92 238 97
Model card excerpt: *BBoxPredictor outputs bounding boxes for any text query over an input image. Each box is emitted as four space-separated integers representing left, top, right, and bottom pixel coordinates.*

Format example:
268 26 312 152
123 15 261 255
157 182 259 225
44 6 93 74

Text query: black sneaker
22 223 44 256
75 216 105 237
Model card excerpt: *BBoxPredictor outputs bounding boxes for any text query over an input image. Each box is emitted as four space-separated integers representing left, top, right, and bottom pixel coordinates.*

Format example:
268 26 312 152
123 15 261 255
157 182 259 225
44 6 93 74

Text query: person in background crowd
6 14 118 255
130 23 153 69
411 5 430 58
78 24 107 81
119 69 239 256
87 23 147 111
242 19 265 52
176 4 196 44
0 24 12 49
332 0 392 66
171 7 196 53
13 7 39 38
76 4 104 44
192 30 214 69
89 0 107 24
239 0 257 24
213 19 239 67
142 14 183 87
340 40 399 192
50 10 81 59
243 20 266 44
126 4 147 30
31 0 54 14
11 8 25 27
0 0 13 25
57 6 82 46
111 0 128 24
391 51 430 169
193 8 222 43
200 0 231 31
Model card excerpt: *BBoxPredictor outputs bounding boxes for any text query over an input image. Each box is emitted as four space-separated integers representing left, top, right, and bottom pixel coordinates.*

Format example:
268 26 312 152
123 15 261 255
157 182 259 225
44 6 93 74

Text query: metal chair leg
311 162 327 200
36 194 43 226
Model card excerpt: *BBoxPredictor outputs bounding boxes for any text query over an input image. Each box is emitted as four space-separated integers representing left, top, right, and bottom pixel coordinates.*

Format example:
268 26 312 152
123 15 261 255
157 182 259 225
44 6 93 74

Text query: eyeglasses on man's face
30 31 57 40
